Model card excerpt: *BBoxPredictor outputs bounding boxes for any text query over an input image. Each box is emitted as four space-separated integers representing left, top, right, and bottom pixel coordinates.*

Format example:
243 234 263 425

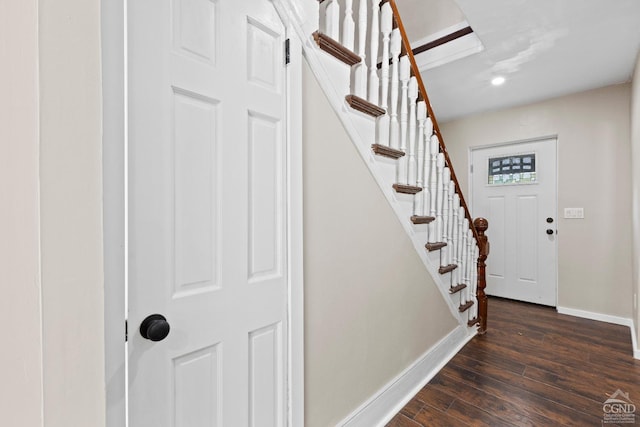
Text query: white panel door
471 138 557 306
127 0 288 425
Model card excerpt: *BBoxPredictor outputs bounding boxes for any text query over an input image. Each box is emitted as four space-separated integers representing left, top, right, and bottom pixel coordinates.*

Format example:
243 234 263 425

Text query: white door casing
471 138 558 306
127 0 297 425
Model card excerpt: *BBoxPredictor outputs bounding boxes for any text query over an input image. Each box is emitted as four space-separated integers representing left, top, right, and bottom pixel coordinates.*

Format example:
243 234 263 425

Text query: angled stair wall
302 61 462 427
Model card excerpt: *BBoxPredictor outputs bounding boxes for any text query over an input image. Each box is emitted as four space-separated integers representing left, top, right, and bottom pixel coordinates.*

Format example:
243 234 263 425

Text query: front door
127 0 290 425
471 138 557 306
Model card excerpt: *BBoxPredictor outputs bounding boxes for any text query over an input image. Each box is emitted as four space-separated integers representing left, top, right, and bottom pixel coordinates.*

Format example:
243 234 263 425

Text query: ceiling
395 0 640 122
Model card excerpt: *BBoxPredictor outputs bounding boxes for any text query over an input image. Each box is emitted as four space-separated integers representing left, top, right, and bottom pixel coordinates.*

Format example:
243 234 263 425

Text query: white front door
127 0 290 425
471 138 557 306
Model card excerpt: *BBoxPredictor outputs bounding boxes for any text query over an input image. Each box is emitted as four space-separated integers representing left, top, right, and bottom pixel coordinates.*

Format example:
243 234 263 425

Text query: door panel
248 112 284 283
248 322 283 427
128 1 288 425
173 89 219 296
487 196 506 282
173 345 221 427
516 195 538 282
472 138 557 306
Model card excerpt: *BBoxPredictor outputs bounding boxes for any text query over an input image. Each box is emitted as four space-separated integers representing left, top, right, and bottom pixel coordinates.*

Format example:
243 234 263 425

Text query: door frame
468 135 559 306
102 1 305 425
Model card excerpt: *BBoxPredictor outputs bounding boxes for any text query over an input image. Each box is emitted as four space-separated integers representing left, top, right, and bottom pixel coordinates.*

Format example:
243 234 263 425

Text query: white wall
395 0 466 40
631 52 640 351
441 84 633 319
0 1 43 425
302 61 458 427
0 1 104 424
39 0 106 425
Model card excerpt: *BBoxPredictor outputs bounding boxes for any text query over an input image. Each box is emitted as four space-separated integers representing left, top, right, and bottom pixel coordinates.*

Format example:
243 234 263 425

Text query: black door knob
546 217 554 223
546 229 554 235
140 314 170 341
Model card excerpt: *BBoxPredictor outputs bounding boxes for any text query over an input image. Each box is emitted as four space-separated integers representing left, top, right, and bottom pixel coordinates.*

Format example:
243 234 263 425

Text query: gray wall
0 1 43 425
441 83 633 318
1 0 106 425
39 0 106 425
302 61 458 426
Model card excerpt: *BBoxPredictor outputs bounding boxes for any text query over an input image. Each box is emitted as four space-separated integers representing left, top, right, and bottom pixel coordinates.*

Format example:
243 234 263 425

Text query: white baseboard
338 326 475 427
556 306 639 360
556 306 632 326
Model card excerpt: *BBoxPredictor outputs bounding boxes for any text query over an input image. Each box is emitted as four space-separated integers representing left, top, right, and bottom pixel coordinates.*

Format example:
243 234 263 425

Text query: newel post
474 217 489 334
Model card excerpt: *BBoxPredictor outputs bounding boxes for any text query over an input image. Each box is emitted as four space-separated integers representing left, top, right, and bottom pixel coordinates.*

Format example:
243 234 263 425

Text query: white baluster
368 0 380 104
451 194 460 284
462 221 470 287
425 117 434 143
342 0 355 51
420 117 433 216
325 0 340 41
376 3 392 147
472 243 479 318
429 135 438 217
397 56 410 184
460 218 469 300
435 153 445 243
467 238 473 308
441 167 450 265
457 207 465 284
467 229 474 287
353 0 368 98
389 29 401 149
380 3 392 108
427 136 439 243
407 77 418 186
465 229 473 307
415 101 426 215
447 181 455 266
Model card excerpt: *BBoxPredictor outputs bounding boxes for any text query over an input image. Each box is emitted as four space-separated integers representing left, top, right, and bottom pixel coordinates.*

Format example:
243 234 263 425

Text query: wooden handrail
388 0 479 244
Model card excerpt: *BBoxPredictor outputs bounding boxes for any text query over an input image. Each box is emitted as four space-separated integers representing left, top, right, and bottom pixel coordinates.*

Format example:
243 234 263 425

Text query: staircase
310 0 489 333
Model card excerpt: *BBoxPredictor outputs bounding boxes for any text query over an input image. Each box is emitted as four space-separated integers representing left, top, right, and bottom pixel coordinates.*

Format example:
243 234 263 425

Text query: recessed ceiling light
491 76 506 86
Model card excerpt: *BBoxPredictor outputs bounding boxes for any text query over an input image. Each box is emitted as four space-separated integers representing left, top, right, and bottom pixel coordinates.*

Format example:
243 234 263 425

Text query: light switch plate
564 207 584 219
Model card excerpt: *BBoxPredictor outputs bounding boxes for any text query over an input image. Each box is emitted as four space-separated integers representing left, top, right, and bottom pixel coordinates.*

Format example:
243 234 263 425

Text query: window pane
488 153 536 185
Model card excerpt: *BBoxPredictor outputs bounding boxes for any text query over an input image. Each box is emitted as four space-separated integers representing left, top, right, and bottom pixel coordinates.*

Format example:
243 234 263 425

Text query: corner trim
338 326 475 427
556 306 639 360
101 0 126 425
632 323 640 360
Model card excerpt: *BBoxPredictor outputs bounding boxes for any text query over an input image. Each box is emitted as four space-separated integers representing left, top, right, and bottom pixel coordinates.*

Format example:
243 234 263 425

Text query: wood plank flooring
387 297 640 427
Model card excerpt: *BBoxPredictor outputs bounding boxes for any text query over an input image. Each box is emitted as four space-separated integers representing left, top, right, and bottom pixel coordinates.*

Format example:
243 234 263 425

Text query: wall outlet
564 207 584 219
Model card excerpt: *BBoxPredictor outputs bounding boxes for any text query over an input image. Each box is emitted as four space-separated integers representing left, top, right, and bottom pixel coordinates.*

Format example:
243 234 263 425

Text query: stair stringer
297 35 475 334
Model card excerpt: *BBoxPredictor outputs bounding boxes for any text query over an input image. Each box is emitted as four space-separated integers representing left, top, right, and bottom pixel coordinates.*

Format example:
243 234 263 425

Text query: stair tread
438 264 457 274
425 242 447 252
411 215 435 224
459 300 474 312
372 144 405 159
312 31 361 66
467 317 480 327
392 183 422 194
346 95 386 117
449 283 467 294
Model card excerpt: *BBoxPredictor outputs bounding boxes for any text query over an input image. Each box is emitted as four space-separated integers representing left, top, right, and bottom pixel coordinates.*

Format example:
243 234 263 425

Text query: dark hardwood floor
387 297 640 426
